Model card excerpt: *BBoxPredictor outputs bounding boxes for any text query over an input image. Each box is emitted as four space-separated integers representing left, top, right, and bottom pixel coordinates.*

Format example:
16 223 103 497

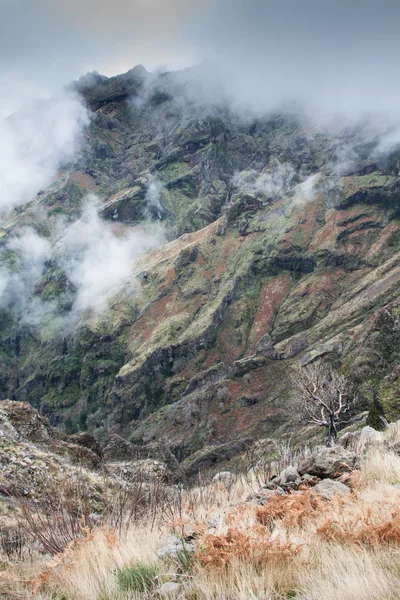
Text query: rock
0 400 53 443
158 535 196 561
158 582 182 597
360 426 383 444
69 432 103 457
212 471 236 487
313 478 351 500
0 413 19 443
277 466 301 487
182 440 251 480
49 439 102 469
300 473 320 487
262 480 278 490
102 436 185 484
249 488 285 505
298 446 359 479
255 334 277 358
338 431 361 449
102 434 139 461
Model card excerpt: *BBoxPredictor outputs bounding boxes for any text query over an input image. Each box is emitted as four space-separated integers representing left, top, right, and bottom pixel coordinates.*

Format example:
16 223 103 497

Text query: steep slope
1 66 400 464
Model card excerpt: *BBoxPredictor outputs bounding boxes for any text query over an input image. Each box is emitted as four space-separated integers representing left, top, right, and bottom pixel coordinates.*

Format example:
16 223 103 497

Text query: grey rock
158 535 195 561
212 471 236 486
360 426 383 444
255 334 277 358
338 431 361 449
158 582 182 597
278 466 301 486
298 446 359 479
249 487 285 505
182 440 251 480
300 473 320 487
313 478 351 500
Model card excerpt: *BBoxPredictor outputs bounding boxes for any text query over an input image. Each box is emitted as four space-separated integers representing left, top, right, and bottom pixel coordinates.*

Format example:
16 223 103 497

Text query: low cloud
0 228 51 312
144 176 164 220
60 197 164 315
0 197 164 329
232 163 297 199
0 91 89 218
232 163 323 209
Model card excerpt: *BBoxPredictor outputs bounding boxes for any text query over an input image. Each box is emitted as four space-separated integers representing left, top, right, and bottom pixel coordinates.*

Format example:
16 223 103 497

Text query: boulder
0 413 19 443
158 535 196 561
338 431 361 449
69 432 103 457
277 466 301 487
182 440 251 480
360 426 383 444
298 446 359 479
300 473 320 487
313 478 351 500
103 436 185 483
49 439 102 469
158 582 182 597
102 434 139 461
0 400 53 443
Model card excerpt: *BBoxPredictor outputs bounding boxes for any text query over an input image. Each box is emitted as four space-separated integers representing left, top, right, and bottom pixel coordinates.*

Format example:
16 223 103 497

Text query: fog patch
60 196 164 315
0 91 89 219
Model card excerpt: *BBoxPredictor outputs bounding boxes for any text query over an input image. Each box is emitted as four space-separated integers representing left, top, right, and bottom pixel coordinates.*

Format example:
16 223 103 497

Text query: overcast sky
1 1 400 118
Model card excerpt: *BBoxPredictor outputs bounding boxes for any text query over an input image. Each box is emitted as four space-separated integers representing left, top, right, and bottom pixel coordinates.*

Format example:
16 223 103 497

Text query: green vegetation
116 562 159 593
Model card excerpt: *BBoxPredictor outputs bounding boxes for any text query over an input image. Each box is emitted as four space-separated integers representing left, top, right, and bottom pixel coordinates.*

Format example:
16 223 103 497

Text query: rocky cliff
1 65 400 465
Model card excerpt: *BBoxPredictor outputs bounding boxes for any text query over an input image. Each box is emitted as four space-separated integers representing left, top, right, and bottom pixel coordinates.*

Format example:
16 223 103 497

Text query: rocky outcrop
0 400 183 519
0 400 53 443
297 446 359 479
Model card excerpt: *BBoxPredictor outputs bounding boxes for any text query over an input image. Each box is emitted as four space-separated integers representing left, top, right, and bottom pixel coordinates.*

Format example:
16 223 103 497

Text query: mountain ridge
1 66 400 465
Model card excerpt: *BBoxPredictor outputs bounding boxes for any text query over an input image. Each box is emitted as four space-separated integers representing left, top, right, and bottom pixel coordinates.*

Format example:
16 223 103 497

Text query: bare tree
292 361 356 444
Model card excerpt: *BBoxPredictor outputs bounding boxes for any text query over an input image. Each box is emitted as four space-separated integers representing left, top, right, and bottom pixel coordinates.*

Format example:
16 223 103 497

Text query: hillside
1 65 400 467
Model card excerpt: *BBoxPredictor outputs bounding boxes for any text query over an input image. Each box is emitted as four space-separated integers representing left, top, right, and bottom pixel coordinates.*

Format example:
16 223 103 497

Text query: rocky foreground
1 403 400 599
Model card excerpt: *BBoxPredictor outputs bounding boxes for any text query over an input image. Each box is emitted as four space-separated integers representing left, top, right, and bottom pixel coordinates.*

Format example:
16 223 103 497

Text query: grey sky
1 0 400 118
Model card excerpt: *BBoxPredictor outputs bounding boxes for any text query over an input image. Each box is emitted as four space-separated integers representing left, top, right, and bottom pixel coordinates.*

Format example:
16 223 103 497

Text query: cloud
144 176 164 220
0 228 51 312
0 91 89 218
232 163 297 199
60 197 164 315
0 196 164 329
373 127 400 158
3 0 400 127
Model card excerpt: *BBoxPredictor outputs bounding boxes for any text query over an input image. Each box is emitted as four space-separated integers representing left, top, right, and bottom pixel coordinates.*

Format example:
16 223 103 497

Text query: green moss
387 231 400 250
161 161 191 181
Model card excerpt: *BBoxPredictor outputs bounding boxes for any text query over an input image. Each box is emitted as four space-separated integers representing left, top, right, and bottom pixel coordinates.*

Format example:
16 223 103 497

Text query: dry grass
3 432 400 599
297 544 400 600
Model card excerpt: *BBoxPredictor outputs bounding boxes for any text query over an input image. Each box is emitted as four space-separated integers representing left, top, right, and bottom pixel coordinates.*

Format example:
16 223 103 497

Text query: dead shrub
317 505 400 547
256 490 326 529
195 527 301 569
0 525 26 559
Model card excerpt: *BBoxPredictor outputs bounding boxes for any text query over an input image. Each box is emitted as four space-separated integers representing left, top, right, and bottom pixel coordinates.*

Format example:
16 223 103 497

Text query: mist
0 91 89 217
0 197 164 331
60 197 164 316
3 1 400 127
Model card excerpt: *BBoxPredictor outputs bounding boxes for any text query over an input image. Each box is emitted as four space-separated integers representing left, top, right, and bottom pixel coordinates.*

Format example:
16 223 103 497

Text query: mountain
1 65 400 468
